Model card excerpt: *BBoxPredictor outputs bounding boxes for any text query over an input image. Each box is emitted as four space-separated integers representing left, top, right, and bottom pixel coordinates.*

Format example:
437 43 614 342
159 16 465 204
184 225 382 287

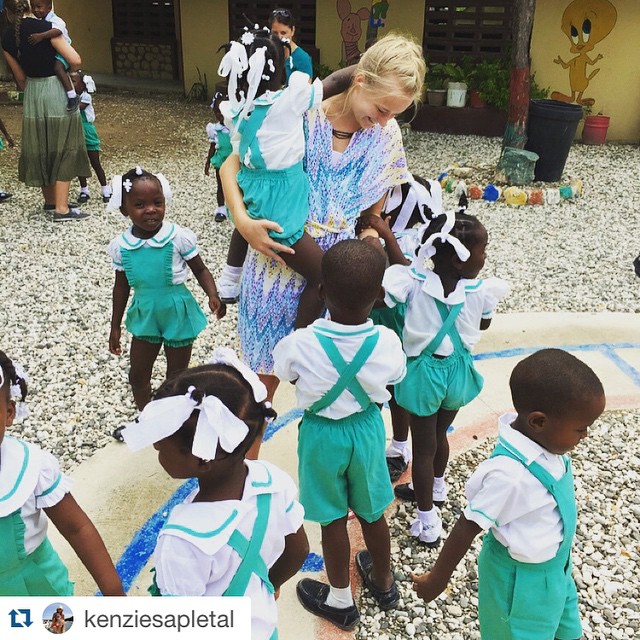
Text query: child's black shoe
355 550 400 610
67 96 80 112
634 254 640 278
296 579 359 630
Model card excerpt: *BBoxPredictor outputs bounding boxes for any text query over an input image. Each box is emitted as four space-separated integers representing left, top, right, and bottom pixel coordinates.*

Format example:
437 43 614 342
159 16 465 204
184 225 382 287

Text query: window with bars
423 1 513 63
227 2 317 54
112 0 176 40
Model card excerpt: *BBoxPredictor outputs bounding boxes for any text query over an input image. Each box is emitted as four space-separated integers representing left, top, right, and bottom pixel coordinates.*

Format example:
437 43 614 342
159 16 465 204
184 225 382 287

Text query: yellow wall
316 0 425 70
55 0 113 74
531 0 640 142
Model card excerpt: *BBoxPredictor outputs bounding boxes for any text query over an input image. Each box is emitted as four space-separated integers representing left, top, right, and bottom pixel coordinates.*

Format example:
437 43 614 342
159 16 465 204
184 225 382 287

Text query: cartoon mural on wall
551 0 617 106
337 0 370 65
366 1 390 47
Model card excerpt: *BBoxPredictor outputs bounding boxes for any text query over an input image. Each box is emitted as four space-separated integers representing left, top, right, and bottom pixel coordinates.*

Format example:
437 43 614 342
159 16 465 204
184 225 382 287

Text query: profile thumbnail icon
43 603 73 634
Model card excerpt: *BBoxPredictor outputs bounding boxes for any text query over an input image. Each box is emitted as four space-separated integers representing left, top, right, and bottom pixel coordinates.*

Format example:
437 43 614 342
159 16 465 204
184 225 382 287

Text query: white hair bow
218 41 249 113
106 171 173 214
390 178 443 233
0 361 30 421
83 75 96 93
122 386 249 461
412 210 470 273
239 46 267 122
207 347 267 403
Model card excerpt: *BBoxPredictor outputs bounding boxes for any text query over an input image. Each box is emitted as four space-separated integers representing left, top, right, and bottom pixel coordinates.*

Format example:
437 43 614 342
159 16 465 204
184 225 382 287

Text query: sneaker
409 511 442 547
214 205 227 223
0 191 13 203
355 550 400 610
433 481 448 507
296 579 359 631
386 455 408 482
44 202 78 211
53 209 89 222
78 192 90 203
394 482 416 501
67 96 80 112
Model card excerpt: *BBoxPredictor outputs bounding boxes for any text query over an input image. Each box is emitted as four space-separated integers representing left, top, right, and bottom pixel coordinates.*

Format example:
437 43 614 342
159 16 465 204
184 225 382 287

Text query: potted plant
425 64 447 106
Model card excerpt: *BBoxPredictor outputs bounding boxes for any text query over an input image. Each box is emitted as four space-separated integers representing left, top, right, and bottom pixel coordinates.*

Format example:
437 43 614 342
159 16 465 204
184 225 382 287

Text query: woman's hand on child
411 571 448 602
209 296 226 320
237 217 295 265
357 213 393 241
109 327 122 356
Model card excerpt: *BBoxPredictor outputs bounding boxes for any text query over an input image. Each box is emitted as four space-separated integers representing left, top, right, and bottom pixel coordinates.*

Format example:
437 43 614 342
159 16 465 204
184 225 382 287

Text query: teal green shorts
395 347 483 417
297 404 394 525
478 533 582 640
369 302 406 340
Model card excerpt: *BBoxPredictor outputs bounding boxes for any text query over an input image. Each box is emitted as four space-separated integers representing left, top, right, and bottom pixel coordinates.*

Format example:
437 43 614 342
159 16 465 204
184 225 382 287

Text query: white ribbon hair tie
218 41 249 113
106 172 173 214
83 75 96 93
0 361 30 421
412 210 470 273
207 347 267 403
239 46 268 122
386 178 443 233
122 385 249 461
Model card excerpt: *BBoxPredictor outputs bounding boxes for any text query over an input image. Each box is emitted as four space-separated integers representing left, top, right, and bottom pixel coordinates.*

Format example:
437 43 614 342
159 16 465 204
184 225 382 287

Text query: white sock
101 185 112 197
221 264 243 284
66 90 77 99
418 507 439 525
433 476 446 490
80 186 89 195
325 584 354 609
387 438 410 462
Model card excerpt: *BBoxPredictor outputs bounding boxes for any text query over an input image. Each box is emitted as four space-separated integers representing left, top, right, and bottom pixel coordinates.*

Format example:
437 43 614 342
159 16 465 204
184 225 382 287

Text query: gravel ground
0 88 638 637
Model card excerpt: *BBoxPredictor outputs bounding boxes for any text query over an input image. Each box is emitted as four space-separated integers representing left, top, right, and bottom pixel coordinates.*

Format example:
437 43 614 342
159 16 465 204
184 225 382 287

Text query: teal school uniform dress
80 91 101 152
0 437 74 596
206 122 232 169
477 437 582 640
107 221 207 347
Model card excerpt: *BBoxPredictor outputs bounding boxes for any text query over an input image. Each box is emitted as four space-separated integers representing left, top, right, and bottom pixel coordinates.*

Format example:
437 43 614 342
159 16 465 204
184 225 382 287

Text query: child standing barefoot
205 91 232 223
72 72 112 204
413 349 606 640
0 351 124 596
273 240 406 630
107 167 225 427
386 210 509 546
121 348 309 640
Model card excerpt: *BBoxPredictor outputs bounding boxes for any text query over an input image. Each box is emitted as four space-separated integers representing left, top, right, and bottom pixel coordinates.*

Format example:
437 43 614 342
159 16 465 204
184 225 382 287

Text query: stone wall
112 40 177 81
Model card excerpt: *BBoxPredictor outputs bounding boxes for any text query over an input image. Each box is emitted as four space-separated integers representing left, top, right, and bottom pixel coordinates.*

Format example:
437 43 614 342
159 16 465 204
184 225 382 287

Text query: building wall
55 0 113 74
531 0 639 142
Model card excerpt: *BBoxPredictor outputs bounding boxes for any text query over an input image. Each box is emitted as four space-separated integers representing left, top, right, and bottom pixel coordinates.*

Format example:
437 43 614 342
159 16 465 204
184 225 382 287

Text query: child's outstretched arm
45 493 125 596
268 526 309 594
0 117 14 147
357 213 410 266
412 515 481 602
28 28 63 45
204 143 216 176
186 256 226 319
322 65 356 100
109 271 130 356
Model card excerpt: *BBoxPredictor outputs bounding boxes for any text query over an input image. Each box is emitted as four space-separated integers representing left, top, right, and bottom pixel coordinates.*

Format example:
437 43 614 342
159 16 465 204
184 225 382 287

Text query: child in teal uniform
121 348 309 640
107 167 225 426
0 350 124 596
413 348 606 640
274 240 406 631
385 209 509 545
205 91 232 222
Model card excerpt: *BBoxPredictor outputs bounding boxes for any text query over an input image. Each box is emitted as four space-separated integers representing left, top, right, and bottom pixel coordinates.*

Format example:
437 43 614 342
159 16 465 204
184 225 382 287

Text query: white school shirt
464 413 567 563
383 266 510 357
154 460 304 640
273 318 407 420
45 10 70 42
0 437 72 554
107 221 199 284
222 71 323 170
80 91 95 122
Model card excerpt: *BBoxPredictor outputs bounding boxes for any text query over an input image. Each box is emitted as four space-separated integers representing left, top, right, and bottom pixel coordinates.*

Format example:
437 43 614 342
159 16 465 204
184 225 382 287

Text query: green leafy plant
186 66 208 102
425 63 447 90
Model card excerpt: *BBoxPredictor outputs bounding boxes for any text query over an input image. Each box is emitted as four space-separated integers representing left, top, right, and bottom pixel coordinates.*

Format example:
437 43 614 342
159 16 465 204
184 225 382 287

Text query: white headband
0 361 30 421
218 41 249 113
386 178 443 233
106 170 173 214
412 210 471 273
83 75 96 93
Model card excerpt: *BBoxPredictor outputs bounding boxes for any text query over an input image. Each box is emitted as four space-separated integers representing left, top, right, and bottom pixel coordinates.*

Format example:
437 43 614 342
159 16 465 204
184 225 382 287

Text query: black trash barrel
524 100 583 182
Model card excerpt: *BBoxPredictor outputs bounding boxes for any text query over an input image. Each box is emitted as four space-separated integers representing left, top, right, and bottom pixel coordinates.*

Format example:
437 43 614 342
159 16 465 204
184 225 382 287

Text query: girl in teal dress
0 350 124 596
205 91 232 222
107 167 226 425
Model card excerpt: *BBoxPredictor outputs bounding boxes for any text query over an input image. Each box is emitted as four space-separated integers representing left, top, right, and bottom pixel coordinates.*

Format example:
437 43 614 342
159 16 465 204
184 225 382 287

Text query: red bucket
582 115 610 145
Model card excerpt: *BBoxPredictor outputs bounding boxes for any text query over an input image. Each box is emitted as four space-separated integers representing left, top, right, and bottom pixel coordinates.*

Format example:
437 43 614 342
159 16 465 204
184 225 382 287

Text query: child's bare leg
215 168 225 207
282 232 324 328
356 514 393 590
227 228 249 268
164 344 193 378
129 338 162 410
88 150 107 186
79 176 88 188
389 394 410 442
321 516 351 588
433 409 457 478
409 413 438 512
54 60 73 93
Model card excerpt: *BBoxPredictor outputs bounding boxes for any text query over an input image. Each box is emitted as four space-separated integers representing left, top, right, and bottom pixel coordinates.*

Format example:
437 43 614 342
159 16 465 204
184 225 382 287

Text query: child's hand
411 571 448 602
28 33 44 45
109 327 122 355
357 213 393 241
209 296 226 320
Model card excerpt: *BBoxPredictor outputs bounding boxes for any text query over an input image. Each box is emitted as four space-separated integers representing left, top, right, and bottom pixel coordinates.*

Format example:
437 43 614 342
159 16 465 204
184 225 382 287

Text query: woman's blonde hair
354 33 426 104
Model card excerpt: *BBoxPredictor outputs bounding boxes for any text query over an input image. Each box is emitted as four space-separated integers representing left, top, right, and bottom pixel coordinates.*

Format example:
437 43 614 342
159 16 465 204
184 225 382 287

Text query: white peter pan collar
159 460 277 555
417 270 483 305
118 221 176 250
498 412 564 468
0 437 42 517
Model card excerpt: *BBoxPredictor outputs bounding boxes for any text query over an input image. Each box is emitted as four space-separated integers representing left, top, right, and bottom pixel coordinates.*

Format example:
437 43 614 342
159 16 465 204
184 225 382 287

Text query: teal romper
210 128 232 169
119 227 207 348
81 110 101 152
297 330 394 525
394 299 483 417
235 104 309 248
0 438 73 596
477 439 582 640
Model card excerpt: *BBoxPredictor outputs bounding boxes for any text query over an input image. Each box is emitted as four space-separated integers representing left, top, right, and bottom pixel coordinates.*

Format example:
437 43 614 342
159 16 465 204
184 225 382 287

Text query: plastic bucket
582 115 610 145
447 82 467 108
524 100 583 182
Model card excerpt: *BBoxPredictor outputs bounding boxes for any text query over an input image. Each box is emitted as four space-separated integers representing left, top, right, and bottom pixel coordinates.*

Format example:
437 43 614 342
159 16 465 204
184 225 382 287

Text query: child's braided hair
0 350 28 401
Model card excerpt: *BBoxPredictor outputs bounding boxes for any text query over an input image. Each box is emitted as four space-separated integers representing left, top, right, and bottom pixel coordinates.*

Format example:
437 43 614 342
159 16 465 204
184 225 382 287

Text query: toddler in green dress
107 167 226 426
413 349 606 640
0 350 124 596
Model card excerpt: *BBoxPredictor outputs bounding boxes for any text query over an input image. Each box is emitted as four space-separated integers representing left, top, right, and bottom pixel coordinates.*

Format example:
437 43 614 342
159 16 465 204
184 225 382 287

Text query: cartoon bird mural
551 0 617 106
